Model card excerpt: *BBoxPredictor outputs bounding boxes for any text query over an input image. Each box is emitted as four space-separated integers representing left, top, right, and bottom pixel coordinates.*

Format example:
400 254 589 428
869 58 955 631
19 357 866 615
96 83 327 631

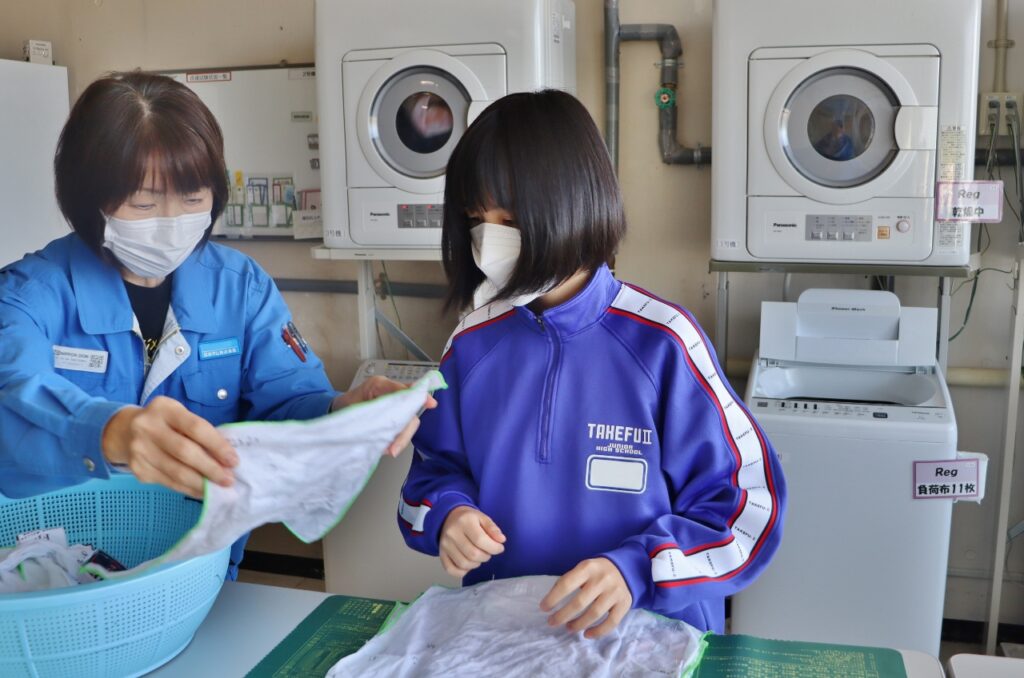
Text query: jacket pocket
181 363 241 426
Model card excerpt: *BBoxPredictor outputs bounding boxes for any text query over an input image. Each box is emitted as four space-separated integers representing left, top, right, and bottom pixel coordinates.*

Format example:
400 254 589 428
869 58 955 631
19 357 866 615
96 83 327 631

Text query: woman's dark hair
54 71 228 255
441 89 626 311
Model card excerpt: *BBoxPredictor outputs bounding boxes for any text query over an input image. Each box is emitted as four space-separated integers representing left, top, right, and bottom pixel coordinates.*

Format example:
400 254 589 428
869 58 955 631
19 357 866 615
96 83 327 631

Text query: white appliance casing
712 0 981 265
733 290 957 656
0 60 70 267
316 0 576 253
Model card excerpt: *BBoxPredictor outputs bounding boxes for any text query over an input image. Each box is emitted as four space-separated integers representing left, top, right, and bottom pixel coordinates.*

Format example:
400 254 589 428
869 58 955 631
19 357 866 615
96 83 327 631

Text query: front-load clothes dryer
732 289 956 656
711 0 980 266
316 0 576 252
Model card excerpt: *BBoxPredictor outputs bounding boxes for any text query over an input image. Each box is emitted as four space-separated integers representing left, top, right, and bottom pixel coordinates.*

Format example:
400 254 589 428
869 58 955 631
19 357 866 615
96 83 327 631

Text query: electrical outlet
979 92 1024 136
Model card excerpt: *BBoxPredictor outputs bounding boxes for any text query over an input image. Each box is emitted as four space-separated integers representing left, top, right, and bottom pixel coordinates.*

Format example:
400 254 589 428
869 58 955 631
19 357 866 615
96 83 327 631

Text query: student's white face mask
103 211 211 279
470 222 551 308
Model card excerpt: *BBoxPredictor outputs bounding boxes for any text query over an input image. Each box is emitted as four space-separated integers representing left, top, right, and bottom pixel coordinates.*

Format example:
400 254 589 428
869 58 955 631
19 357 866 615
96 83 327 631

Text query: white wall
2 0 1022 621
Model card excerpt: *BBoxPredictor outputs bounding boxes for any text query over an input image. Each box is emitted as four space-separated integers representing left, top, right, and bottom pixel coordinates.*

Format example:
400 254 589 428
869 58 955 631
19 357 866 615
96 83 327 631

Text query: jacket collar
70 236 217 335
516 264 621 337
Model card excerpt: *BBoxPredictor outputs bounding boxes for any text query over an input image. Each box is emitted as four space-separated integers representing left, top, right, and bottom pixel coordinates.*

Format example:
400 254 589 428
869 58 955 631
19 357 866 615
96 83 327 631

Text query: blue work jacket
0 233 339 577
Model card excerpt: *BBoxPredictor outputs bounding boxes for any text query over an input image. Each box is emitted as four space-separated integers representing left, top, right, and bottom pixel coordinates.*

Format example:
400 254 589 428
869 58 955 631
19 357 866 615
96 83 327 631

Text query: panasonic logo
772 222 798 229
369 211 391 217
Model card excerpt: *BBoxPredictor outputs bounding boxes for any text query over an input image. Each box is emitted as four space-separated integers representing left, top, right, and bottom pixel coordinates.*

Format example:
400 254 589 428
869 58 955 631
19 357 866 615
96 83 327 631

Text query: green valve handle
655 88 676 109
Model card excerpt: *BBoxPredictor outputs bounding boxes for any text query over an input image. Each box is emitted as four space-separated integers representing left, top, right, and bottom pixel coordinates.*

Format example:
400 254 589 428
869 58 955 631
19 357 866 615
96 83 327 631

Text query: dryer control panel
748 198 934 262
397 204 444 229
803 213 913 242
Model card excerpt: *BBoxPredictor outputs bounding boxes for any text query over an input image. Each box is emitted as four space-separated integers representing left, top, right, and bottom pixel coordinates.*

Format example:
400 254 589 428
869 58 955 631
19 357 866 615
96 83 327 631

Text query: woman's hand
540 558 633 639
438 505 506 577
101 396 238 498
331 376 438 457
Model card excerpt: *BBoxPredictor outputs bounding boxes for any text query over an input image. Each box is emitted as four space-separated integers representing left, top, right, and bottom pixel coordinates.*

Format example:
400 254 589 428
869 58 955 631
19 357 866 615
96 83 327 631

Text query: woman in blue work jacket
0 71 432 579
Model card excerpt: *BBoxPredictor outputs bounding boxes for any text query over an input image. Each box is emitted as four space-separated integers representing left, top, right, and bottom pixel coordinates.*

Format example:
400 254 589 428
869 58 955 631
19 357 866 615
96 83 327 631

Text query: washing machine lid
758 289 937 370
750 362 947 408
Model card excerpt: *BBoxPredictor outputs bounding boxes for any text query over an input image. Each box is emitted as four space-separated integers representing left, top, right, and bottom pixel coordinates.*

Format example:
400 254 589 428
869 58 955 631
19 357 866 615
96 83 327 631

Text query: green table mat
694 634 908 678
246 595 403 678
249 597 909 678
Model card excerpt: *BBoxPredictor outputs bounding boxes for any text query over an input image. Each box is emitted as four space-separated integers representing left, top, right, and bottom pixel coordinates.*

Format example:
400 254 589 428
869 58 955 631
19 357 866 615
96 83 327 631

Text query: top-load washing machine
733 289 957 656
712 0 980 266
316 0 576 252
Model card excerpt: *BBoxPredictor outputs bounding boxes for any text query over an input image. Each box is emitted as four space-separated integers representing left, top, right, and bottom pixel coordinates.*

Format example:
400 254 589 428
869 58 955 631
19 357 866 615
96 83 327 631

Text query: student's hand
101 396 238 499
438 506 506 577
331 376 438 457
540 558 632 640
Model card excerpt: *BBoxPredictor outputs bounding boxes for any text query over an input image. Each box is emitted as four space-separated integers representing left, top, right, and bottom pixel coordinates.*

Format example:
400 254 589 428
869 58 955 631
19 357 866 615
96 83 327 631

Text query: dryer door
371 67 466 179
354 49 494 195
782 68 899 189
760 49 938 205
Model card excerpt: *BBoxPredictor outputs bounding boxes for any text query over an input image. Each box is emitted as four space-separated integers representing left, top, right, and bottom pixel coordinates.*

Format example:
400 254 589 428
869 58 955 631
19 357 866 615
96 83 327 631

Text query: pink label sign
936 181 1003 223
913 458 980 500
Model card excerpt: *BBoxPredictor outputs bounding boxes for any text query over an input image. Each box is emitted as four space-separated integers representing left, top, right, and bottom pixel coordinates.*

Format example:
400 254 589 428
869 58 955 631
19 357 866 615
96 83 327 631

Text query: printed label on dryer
938 125 967 181
935 222 966 253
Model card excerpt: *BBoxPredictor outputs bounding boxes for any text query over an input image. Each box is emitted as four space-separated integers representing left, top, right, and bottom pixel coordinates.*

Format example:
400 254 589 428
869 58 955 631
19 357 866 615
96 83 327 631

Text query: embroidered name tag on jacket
53 346 108 374
198 338 241 361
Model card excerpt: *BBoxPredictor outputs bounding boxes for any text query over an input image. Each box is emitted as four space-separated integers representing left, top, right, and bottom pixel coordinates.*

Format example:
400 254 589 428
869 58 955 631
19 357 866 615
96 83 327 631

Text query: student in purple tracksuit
399 90 786 639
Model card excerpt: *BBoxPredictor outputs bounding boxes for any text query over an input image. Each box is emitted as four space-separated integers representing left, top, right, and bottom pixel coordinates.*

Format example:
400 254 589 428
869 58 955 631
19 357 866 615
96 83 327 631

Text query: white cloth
328 576 706 678
0 541 95 593
90 371 445 578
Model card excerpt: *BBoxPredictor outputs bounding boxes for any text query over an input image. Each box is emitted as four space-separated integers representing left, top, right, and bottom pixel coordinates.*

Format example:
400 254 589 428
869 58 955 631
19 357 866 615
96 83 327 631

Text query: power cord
950 267 1015 341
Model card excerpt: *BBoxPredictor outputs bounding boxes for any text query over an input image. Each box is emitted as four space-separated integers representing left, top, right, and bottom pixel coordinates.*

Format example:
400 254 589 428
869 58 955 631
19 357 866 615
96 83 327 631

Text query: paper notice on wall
938 125 967 181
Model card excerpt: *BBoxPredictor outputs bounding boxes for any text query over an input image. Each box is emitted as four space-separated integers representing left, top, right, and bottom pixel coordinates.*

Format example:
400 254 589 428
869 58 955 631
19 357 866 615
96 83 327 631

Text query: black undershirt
123 275 173 361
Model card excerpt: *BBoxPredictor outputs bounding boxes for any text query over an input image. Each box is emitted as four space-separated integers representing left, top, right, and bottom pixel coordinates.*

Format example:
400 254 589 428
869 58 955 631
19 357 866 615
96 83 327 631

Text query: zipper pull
536 315 545 331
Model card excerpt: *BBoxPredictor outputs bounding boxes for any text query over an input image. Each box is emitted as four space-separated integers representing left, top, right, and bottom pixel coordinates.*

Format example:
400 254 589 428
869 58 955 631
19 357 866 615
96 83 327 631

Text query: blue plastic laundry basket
0 475 230 677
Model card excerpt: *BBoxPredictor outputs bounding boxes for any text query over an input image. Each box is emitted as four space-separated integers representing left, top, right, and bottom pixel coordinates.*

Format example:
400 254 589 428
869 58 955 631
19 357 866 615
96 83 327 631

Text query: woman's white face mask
103 211 211 279
470 222 551 308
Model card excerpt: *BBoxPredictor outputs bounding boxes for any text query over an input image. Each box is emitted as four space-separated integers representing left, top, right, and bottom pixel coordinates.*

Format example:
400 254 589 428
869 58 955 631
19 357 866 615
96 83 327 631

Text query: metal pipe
605 4 710 168
986 247 1024 654
274 278 446 300
275 278 357 295
974 147 1024 166
604 0 621 169
619 23 682 86
660 105 711 165
994 0 1011 92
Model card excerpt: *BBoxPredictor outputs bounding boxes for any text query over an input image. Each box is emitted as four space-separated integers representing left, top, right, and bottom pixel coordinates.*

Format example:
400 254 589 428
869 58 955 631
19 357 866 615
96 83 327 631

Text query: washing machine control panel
397 204 444 229
750 398 950 423
804 214 911 243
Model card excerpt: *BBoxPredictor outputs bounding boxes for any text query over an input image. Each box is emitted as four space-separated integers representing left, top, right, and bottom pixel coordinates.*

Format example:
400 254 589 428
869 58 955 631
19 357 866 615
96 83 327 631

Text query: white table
151 582 947 677
947 653 1024 677
150 582 330 677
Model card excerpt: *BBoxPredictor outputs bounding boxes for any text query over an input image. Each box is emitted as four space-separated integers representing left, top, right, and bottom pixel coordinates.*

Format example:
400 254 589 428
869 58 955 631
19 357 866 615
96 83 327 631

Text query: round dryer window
780 68 900 188
370 67 470 179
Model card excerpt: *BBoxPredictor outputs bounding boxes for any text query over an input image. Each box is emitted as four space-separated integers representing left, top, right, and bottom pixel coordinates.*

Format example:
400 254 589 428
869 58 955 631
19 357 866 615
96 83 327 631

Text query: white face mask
103 211 211 279
470 222 551 308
